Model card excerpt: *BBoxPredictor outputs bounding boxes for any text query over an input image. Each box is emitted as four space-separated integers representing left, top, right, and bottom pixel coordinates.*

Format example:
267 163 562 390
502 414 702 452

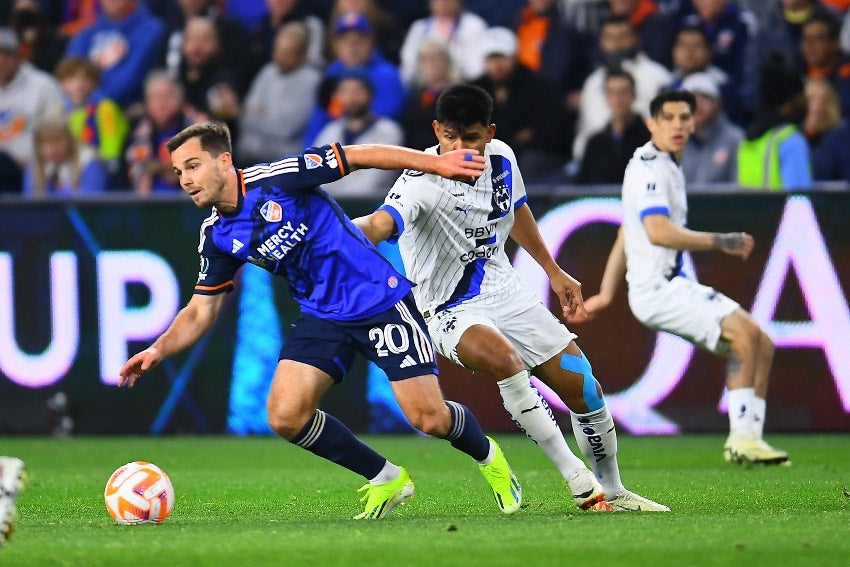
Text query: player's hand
551 269 587 323
713 232 754 260
576 294 612 322
437 149 486 181
118 346 162 388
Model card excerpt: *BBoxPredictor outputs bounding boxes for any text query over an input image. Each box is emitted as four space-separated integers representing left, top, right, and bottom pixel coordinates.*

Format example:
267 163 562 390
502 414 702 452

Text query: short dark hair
649 89 696 116
435 84 493 130
604 68 636 89
804 13 841 41
676 25 711 49
166 121 232 156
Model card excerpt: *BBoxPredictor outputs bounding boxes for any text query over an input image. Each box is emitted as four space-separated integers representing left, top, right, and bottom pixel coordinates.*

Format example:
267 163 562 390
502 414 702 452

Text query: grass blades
1 434 848 566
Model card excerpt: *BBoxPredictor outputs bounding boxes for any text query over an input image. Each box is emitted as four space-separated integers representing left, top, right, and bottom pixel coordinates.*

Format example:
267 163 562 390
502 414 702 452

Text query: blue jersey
194 143 413 321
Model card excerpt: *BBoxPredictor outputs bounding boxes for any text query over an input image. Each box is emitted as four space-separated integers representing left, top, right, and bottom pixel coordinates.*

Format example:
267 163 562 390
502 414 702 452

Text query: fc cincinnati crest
387 276 399 288
304 153 323 169
260 200 282 222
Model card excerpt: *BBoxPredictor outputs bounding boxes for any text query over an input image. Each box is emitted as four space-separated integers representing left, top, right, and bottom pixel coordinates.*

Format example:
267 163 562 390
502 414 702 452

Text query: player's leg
720 310 787 464
270 316 413 519
453 324 594 506
360 295 521 514
534 343 668 511
0 456 26 547
390 373 522 514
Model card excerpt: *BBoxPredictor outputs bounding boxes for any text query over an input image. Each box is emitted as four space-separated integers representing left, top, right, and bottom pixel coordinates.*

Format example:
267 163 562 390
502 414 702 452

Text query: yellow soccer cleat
479 437 522 514
353 466 415 520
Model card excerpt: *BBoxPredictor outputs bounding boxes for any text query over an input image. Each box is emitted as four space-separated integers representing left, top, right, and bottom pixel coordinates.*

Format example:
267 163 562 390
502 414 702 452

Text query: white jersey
621 141 689 292
380 139 528 315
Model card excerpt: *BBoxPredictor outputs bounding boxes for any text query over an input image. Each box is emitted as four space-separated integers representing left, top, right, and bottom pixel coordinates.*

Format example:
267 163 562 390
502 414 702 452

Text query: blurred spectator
313 72 403 198
737 53 812 190
680 72 743 184
515 0 589 107
573 17 671 160
64 0 165 109
800 12 850 116
464 0 526 27
400 40 460 150
472 27 568 175
237 22 321 165
803 77 842 148
0 27 64 192
302 12 406 145
812 116 850 181
160 0 250 84
177 17 242 136
330 0 403 64
682 0 751 90
576 68 649 184
9 0 67 73
246 0 325 80
749 0 838 77
399 0 488 84
56 56 129 175
123 70 207 194
57 0 100 38
668 25 745 125
23 117 107 197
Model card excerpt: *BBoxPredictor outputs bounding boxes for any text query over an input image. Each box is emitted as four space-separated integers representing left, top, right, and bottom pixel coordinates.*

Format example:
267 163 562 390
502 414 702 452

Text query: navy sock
445 401 490 461
290 410 386 479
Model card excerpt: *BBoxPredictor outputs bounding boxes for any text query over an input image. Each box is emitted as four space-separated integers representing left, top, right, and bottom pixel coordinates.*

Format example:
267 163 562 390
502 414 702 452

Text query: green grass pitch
1 434 849 566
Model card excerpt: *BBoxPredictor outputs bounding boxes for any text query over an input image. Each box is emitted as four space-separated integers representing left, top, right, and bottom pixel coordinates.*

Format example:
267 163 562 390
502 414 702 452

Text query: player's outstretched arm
118 293 227 387
509 204 587 321
342 145 485 180
352 210 396 245
643 215 753 260
580 227 626 322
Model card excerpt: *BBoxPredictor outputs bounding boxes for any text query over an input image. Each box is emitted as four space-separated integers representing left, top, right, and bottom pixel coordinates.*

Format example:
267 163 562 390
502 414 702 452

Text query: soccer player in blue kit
118 122 522 519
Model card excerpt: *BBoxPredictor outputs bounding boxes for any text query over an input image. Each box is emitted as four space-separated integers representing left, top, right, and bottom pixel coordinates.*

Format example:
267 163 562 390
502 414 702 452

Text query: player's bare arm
578 227 627 322
118 293 227 387
509 204 587 321
352 210 396 245
643 215 753 260
342 145 485 180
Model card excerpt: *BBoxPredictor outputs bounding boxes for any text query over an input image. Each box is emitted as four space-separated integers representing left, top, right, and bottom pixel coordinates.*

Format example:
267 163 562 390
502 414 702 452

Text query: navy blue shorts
279 293 439 382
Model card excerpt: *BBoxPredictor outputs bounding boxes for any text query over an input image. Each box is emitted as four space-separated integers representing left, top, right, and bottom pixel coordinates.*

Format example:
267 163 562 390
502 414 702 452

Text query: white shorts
628 276 740 354
424 288 577 370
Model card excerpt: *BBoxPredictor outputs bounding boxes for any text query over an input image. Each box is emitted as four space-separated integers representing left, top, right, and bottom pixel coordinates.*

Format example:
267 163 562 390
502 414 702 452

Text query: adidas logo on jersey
399 355 417 369
232 239 244 253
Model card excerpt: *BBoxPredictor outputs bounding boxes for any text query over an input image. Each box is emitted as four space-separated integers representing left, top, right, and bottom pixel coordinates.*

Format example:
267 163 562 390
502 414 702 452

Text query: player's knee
267 404 310 440
488 349 525 379
407 408 450 437
730 320 762 356
759 329 775 361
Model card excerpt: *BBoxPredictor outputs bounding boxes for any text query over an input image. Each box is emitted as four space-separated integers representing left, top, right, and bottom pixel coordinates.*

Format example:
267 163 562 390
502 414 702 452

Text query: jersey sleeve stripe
194 280 234 292
377 204 405 243
332 143 348 176
640 206 670 219
513 195 528 209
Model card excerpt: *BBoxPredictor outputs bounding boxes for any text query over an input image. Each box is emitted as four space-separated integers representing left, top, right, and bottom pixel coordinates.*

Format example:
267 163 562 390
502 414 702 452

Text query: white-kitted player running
355 84 668 512
581 88 788 466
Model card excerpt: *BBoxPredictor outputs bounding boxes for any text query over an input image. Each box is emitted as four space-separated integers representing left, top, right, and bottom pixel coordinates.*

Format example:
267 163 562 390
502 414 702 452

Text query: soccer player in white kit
581 89 789 465
355 84 669 511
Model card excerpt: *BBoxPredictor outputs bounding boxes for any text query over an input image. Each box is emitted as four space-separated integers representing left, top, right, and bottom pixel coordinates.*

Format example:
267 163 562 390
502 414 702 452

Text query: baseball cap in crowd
481 27 518 58
0 28 20 52
335 12 372 35
682 72 720 99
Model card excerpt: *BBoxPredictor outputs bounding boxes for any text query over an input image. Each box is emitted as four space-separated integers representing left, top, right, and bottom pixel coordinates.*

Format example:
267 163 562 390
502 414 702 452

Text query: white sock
476 438 496 466
370 460 401 485
727 387 755 436
498 370 585 478
751 396 766 438
570 406 624 497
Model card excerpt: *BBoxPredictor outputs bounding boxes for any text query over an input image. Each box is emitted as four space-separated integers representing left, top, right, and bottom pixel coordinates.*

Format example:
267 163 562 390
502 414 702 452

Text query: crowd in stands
2 0 850 197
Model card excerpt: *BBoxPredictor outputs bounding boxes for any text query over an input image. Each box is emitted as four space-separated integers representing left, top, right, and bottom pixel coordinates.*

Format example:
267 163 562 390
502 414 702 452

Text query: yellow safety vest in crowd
736 124 798 190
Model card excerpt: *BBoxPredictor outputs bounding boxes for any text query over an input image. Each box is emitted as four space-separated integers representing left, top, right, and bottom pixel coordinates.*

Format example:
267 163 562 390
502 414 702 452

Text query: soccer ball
104 461 174 525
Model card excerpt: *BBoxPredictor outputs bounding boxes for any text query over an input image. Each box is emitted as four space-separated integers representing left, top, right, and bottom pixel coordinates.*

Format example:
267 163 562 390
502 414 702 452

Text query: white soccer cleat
566 468 612 511
724 434 789 466
606 489 670 512
0 456 26 547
